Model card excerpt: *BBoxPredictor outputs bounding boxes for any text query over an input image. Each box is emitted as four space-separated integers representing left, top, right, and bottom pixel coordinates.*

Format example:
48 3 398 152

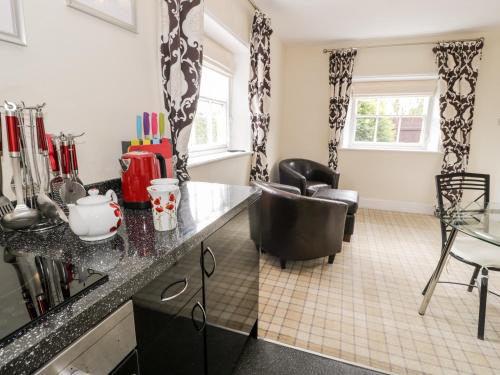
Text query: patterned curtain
160 0 204 181
328 49 357 171
434 39 483 208
249 11 273 182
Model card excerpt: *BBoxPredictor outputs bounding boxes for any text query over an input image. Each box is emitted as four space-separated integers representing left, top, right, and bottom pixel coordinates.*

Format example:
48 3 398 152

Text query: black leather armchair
279 159 340 196
253 182 347 269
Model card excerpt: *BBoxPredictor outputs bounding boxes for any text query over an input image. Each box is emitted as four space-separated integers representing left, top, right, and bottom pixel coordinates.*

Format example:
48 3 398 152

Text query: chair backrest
253 181 347 260
279 159 313 178
435 172 490 247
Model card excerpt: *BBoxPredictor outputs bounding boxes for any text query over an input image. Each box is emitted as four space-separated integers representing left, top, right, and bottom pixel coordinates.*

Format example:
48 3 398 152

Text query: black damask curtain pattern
328 49 357 171
434 39 483 208
249 11 272 182
434 39 483 175
160 0 204 181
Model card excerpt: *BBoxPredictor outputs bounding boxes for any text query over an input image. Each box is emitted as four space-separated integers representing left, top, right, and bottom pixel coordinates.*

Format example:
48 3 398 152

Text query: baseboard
359 197 434 215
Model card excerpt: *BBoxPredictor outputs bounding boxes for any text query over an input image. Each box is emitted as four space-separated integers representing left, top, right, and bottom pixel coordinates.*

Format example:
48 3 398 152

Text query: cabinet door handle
203 246 216 278
160 277 188 302
191 301 207 332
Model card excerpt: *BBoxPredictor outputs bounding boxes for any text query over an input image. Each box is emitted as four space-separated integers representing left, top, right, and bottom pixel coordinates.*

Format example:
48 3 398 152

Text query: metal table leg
419 228 458 315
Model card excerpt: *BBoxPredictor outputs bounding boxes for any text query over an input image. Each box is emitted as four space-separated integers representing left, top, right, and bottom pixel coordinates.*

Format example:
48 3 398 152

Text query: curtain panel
434 39 483 209
328 49 357 172
434 39 483 175
249 11 273 182
160 0 204 181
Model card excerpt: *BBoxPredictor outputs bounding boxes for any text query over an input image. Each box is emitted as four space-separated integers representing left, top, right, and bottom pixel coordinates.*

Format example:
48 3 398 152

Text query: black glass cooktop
0 247 108 348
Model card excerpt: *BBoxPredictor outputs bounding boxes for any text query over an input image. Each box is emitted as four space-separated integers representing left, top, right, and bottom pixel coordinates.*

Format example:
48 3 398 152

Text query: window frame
189 59 232 156
345 93 436 152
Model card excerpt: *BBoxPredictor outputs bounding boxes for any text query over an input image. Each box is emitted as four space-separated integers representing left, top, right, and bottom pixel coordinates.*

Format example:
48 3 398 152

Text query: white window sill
188 150 252 168
340 146 442 155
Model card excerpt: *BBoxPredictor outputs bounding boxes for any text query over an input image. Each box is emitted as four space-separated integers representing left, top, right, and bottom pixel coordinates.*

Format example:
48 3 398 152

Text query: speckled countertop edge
0 181 260 375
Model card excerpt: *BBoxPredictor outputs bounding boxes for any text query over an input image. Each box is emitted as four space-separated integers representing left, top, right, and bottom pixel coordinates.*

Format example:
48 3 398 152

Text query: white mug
151 178 179 186
147 185 180 231
150 178 181 202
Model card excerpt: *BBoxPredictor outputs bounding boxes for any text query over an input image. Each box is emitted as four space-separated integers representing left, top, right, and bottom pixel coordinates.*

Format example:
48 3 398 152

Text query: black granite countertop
0 181 260 375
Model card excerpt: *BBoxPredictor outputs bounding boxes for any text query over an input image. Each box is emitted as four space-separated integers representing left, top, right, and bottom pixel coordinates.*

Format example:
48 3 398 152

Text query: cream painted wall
189 154 252 184
0 0 162 198
0 0 285 194
281 30 500 212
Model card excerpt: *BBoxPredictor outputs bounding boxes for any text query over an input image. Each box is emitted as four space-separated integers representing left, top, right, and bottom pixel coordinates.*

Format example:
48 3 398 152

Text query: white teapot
68 189 123 241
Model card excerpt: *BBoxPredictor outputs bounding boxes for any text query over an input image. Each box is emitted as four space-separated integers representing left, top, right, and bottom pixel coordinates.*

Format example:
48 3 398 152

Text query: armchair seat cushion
305 181 329 196
313 188 359 215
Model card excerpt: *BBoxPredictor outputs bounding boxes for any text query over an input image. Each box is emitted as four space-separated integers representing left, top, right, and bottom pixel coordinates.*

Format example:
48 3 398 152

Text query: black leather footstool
313 188 359 242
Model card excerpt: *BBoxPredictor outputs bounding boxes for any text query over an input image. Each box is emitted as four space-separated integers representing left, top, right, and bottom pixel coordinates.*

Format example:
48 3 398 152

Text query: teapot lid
76 188 111 206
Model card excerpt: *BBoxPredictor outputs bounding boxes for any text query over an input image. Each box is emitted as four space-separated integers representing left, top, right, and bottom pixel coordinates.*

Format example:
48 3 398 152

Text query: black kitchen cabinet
202 203 259 375
134 289 206 375
133 200 259 375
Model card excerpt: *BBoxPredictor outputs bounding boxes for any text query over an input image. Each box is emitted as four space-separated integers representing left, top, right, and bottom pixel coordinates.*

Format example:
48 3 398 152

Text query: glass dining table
418 203 500 329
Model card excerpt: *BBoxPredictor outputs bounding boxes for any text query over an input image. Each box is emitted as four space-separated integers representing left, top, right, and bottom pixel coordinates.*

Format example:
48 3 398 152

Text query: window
189 65 230 154
346 95 433 150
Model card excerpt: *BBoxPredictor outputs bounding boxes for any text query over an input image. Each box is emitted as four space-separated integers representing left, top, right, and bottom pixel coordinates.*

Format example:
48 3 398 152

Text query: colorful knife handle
143 112 150 138
152 112 160 144
159 113 165 138
136 115 142 140
151 112 158 136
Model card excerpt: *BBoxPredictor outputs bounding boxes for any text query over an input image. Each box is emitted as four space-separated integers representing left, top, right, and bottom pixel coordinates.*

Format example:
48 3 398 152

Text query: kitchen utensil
34 108 67 223
3 250 38 319
67 188 122 241
34 256 51 312
151 112 160 144
35 105 50 190
147 184 179 231
28 109 42 191
142 112 151 145
17 106 37 208
0 114 15 220
119 151 166 209
159 112 166 140
17 102 39 208
68 135 83 185
48 135 64 204
131 115 142 146
59 134 86 205
1 101 40 230
55 261 71 300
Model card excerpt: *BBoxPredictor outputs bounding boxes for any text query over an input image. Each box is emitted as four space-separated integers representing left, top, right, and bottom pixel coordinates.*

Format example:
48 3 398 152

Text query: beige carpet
258 209 500 375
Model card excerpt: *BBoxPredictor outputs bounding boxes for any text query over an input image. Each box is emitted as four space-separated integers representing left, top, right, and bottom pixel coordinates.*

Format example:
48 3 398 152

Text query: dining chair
423 172 500 339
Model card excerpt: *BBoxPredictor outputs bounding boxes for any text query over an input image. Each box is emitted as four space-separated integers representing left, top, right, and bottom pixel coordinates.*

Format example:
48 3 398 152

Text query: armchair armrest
279 164 307 195
265 182 301 195
310 163 340 189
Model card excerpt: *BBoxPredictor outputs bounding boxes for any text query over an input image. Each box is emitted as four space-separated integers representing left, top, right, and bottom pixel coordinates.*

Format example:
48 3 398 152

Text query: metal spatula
58 134 85 205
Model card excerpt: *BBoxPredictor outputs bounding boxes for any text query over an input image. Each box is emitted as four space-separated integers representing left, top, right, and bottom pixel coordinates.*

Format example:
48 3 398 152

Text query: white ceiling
252 0 500 43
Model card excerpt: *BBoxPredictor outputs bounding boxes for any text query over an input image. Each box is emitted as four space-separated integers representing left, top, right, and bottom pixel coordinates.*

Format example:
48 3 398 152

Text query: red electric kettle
119 151 167 209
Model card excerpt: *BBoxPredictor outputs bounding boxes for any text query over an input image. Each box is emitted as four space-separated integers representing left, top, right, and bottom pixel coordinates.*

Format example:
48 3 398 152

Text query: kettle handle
105 190 118 203
155 153 167 178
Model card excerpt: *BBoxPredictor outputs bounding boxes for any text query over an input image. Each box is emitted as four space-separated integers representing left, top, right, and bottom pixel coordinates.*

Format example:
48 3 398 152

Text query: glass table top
441 202 500 247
